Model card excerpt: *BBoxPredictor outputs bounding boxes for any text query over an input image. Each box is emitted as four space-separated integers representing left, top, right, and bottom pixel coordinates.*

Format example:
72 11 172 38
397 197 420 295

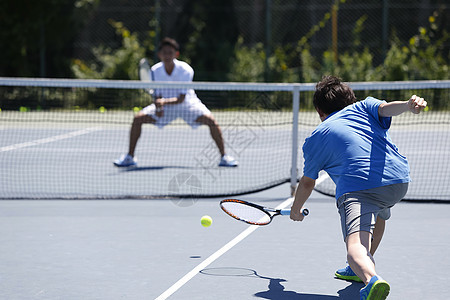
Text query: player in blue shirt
290 76 427 300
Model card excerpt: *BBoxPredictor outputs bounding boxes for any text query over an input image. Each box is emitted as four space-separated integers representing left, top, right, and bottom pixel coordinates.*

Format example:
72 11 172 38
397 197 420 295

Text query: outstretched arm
290 176 315 221
378 95 427 117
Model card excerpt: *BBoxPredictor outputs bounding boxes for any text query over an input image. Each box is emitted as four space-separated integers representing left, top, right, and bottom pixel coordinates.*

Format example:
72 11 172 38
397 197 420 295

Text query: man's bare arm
378 95 427 117
290 176 315 221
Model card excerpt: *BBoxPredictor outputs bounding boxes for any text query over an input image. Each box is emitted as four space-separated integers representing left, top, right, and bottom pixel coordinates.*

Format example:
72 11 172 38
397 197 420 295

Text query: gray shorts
337 183 409 241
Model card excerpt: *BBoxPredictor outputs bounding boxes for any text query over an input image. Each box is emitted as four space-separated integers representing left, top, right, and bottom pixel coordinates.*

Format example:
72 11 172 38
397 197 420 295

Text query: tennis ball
98 106 106 113
201 215 212 227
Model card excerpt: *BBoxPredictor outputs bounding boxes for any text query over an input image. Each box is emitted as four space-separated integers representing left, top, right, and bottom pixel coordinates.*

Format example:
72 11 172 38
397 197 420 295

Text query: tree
0 0 98 77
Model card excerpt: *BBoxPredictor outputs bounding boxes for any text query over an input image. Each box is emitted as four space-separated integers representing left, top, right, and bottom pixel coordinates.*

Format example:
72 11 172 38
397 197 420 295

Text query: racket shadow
200 267 344 299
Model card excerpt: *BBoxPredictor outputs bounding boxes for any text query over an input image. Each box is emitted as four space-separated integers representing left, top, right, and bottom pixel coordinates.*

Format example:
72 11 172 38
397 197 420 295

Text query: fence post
290 85 300 196
264 0 272 82
382 0 389 61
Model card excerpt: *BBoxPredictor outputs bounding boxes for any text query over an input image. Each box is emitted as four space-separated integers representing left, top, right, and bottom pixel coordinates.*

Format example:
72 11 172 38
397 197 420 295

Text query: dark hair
158 37 180 51
313 75 356 114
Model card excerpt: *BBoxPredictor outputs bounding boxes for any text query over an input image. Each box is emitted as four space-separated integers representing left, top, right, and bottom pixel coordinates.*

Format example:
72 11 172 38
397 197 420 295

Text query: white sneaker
114 154 137 167
219 155 238 167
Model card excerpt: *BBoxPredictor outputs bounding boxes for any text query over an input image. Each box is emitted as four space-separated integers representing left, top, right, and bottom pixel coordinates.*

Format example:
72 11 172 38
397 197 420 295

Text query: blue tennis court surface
0 184 449 299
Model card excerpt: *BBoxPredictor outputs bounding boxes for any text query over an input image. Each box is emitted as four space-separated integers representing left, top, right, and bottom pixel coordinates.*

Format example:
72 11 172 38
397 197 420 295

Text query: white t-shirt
150 59 199 105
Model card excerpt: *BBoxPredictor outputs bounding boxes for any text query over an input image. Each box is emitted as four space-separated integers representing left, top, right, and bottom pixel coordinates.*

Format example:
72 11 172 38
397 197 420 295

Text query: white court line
0 127 101 152
155 173 329 300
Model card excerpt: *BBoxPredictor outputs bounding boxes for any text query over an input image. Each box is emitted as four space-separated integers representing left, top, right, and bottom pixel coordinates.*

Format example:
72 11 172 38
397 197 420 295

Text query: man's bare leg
128 113 155 157
195 115 225 156
371 216 385 256
346 231 376 285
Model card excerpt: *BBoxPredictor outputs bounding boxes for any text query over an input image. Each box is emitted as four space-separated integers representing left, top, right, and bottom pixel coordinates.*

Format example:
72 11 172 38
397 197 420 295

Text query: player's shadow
254 278 361 299
336 283 363 299
119 165 201 172
109 165 198 177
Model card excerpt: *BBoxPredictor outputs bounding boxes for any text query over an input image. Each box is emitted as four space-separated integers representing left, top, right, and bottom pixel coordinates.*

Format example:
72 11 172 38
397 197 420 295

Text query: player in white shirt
114 37 238 167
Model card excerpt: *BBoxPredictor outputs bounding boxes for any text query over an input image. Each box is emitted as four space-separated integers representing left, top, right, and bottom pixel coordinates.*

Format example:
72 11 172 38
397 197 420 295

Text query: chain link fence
73 0 448 78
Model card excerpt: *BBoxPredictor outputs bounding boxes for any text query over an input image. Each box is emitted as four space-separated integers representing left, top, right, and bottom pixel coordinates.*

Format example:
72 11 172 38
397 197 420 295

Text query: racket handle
280 209 291 215
280 208 309 216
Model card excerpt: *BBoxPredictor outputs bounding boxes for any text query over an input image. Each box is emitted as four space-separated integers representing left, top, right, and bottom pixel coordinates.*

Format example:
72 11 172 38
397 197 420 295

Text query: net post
290 85 300 196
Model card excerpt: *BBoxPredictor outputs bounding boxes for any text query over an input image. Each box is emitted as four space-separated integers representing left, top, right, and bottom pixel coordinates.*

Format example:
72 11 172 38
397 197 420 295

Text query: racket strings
221 202 271 225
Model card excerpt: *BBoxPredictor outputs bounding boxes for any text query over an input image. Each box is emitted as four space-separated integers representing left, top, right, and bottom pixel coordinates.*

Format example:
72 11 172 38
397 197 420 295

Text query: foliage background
0 0 448 110
1 0 448 81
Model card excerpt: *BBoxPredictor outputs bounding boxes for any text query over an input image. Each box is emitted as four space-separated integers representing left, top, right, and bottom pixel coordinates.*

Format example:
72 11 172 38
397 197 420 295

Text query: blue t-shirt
303 97 410 199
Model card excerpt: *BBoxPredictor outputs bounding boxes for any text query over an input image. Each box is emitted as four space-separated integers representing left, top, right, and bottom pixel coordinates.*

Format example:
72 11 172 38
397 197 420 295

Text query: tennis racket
220 199 309 226
139 58 154 96
139 58 164 115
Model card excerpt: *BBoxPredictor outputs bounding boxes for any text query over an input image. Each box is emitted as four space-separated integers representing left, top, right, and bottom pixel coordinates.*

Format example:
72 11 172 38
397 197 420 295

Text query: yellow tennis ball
201 215 212 227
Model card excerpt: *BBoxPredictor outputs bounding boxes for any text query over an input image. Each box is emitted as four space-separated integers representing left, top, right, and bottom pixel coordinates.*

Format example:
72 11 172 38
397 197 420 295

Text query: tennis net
0 77 449 201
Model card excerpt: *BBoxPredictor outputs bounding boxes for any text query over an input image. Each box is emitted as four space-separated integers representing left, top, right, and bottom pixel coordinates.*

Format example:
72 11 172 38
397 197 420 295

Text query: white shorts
141 100 211 129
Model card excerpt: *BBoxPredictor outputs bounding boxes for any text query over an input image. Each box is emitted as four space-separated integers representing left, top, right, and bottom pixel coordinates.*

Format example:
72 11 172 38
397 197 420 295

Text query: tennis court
1 126 449 299
0 185 449 299
1 79 449 299
0 111 295 198
2 110 450 201
1 79 449 201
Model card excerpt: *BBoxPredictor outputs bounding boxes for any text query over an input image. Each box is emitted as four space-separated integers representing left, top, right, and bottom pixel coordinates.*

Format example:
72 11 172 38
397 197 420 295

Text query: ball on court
201 215 212 227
